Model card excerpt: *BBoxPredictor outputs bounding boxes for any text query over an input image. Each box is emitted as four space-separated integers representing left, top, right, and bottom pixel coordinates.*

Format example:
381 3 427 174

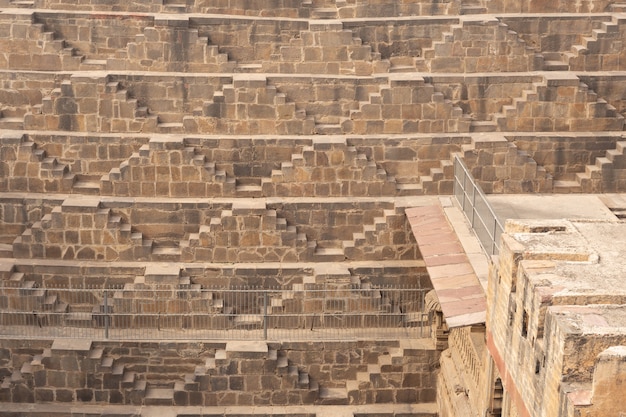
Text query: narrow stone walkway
405 202 486 328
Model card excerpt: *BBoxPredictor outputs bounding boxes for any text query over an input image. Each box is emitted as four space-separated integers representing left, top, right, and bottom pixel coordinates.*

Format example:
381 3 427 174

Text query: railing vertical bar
104 290 109 340
263 290 268 341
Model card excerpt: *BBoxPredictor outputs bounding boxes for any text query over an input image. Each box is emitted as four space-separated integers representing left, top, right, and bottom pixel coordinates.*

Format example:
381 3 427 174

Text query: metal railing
453 155 504 256
0 284 432 341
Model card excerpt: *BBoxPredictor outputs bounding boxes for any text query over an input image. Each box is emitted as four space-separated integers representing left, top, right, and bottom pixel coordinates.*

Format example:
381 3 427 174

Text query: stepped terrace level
2 0 626 416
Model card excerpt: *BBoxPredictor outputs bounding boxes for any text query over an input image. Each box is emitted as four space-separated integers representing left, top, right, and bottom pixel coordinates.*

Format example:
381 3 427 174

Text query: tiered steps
567 140 626 193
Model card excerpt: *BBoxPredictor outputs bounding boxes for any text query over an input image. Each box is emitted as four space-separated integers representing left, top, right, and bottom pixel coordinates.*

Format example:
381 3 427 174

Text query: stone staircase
419 17 537 73
23 76 159 133
0 10 95 72
340 207 412 261
489 74 625 132
555 140 626 193
263 138 399 197
265 20 389 75
201 75 315 135
181 201 308 263
349 75 471 134
108 23 236 73
0 132 73 193
543 15 626 71
456 133 553 193
0 337 440 411
100 136 233 197
0 276 69 322
11 197 152 261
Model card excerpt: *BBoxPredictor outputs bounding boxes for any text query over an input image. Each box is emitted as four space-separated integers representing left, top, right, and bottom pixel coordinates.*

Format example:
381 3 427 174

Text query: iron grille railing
453 155 504 256
0 284 432 341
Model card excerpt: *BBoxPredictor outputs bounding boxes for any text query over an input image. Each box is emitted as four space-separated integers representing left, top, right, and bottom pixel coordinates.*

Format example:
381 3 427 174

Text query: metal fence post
104 290 109 339
263 291 268 340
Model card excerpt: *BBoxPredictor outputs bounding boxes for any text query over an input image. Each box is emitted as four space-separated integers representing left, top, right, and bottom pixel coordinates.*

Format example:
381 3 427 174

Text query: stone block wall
1 133 468 197
0 339 439 407
481 0 615 13
501 15 605 53
7 197 419 262
347 17 455 69
423 17 539 73
458 134 553 193
508 134 620 179
486 219 626 417
11 197 153 261
0 71 62 127
0 258 427 300
2 0 462 17
437 326 490 417
4 71 625 138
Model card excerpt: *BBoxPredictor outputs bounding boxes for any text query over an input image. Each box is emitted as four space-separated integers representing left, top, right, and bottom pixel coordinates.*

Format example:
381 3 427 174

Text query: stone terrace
2 0 626 416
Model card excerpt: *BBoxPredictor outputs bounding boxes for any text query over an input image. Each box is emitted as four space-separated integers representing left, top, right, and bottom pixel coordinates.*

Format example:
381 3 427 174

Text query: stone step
72 179 101 195
314 246 345 262
543 60 569 71
80 59 107 70
311 8 338 19
0 117 24 129
145 387 174 406
151 246 181 262
318 386 348 405
0 244 13 258
610 2 626 11
64 312 93 327
395 183 422 196
552 180 582 194
469 120 497 132
460 5 487 14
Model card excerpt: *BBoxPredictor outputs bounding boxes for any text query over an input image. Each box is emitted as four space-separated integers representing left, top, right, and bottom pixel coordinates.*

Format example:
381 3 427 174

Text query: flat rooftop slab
506 219 626 301
487 194 619 223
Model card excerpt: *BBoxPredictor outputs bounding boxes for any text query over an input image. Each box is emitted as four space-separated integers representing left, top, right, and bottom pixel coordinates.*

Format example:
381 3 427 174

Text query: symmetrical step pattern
349 76 472 134
100 136 233 197
0 339 439 406
181 201 309 263
199 75 315 135
262 20 389 75
24 76 157 133
419 17 540 73
262 138 400 197
0 11 90 72
12 198 152 261
107 20 235 73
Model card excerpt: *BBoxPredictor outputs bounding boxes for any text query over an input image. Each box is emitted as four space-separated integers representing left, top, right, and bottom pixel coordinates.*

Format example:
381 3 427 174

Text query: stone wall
3 71 625 138
0 0 461 17
486 220 626 417
1 132 469 197
6 197 419 262
0 339 439 407
437 326 490 417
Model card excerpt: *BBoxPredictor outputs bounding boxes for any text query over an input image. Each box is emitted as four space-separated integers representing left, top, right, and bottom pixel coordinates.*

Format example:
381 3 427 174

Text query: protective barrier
0 283 431 341
453 155 504 255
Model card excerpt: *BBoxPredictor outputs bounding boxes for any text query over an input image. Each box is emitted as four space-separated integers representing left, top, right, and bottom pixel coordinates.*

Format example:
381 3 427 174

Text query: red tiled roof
406 205 486 328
